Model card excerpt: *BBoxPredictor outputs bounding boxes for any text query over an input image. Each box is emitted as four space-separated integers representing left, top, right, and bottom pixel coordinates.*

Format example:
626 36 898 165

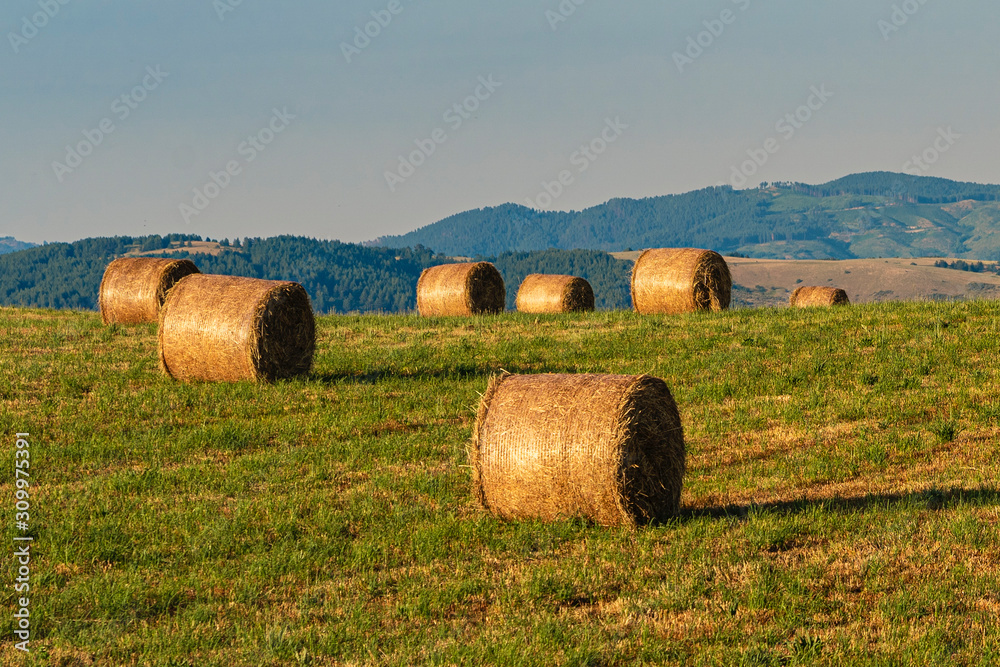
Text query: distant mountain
0 237 36 255
377 172 1000 261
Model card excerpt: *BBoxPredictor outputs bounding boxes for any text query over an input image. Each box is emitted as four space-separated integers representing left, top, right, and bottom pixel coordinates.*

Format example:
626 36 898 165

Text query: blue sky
3 0 999 245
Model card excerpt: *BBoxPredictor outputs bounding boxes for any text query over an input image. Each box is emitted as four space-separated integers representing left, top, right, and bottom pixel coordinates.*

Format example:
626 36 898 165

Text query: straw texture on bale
99 257 200 325
790 286 851 307
416 262 505 316
471 373 685 527
631 248 731 315
158 274 315 382
515 274 595 314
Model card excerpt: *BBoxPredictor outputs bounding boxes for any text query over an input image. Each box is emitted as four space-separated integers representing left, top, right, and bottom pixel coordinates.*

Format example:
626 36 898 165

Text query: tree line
0 235 634 314
933 259 1000 275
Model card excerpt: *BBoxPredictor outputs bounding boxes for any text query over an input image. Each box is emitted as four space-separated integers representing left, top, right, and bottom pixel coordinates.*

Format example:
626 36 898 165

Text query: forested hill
0 235 439 313
151 237 438 314
0 235 635 313
377 172 1000 260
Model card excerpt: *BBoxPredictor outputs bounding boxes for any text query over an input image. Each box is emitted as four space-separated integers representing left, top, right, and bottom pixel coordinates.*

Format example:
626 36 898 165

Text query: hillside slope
378 172 1000 260
728 257 1000 307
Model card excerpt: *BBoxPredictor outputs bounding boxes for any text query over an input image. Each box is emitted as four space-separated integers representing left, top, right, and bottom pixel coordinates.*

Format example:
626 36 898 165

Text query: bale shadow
311 363 577 385
312 367 484 385
674 486 1000 523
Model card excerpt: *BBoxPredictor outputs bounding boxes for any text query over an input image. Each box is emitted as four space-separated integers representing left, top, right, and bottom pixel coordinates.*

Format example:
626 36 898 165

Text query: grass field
2 302 999 666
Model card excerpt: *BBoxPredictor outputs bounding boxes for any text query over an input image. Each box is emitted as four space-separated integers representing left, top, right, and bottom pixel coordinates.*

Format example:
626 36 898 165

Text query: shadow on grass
312 363 580 385
676 486 1000 522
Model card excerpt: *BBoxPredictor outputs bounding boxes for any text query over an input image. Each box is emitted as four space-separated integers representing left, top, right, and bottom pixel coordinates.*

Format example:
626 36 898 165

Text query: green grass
2 302 1000 666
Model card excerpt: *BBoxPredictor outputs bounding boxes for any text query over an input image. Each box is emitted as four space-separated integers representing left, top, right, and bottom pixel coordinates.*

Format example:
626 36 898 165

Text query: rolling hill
376 172 1000 260
5 173 1000 313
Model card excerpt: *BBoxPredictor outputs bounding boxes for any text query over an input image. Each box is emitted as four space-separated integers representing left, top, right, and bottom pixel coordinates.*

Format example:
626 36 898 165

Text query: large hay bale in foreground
99 257 200 324
471 373 685 527
631 248 731 315
515 274 595 314
417 262 505 316
790 286 851 307
158 274 315 382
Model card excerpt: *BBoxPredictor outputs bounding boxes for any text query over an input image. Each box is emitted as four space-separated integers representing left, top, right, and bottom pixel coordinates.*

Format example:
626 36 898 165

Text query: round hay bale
631 248 731 315
790 286 851 307
99 257 200 325
471 373 685 527
416 262 505 316
158 274 315 383
515 274 595 314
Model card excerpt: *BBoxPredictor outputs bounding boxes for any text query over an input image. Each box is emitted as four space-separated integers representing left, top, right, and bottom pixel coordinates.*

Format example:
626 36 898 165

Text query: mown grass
1 301 999 666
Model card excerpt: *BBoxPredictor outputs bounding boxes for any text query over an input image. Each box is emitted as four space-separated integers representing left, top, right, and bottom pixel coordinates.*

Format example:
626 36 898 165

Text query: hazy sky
4 0 999 245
